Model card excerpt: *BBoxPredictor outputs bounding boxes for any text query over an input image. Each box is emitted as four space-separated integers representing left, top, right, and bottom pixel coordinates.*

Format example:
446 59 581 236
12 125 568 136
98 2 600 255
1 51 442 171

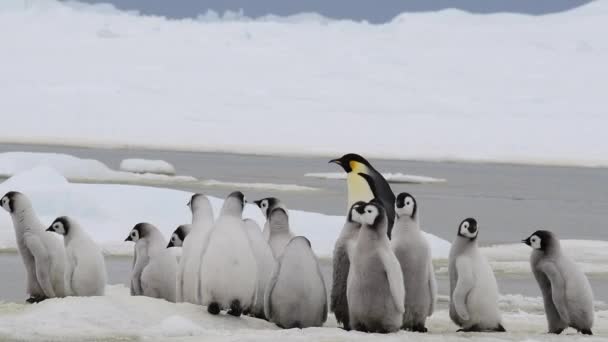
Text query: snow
0 1 607 167
0 152 319 192
200 179 320 192
305 172 447 184
120 158 176 176
0 152 195 184
481 241 608 275
0 284 606 341
0 166 450 258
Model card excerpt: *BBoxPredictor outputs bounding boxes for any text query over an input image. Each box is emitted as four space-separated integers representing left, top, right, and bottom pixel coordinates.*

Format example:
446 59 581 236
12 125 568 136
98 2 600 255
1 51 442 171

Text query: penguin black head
523 230 557 252
1 191 27 213
253 197 280 218
347 201 366 224
269 207 289 225
356 201 386 230
167 224 190 248
47 216 70 236
395 192 417 219
187 193 207 211
125 222 151 242
329 153 374 173
291 236 312 248
457 218 478 240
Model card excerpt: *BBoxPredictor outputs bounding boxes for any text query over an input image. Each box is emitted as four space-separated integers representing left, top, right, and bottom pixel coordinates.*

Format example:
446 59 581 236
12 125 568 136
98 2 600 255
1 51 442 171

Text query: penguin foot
549 328 565 335
493 324 506 332
411 324 428 333
227 300 242 317
207 302 220 315
353 323 369 333
26 295 47 304
580 329 593 335
457 324 482 333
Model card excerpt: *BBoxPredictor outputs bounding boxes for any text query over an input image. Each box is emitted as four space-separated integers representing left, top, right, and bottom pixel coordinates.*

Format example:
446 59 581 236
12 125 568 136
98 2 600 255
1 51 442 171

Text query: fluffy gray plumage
524 230 594 335
347 201 404 333
330 201 365 330
391 193 436 332
265 236 327 329
448 218 505 332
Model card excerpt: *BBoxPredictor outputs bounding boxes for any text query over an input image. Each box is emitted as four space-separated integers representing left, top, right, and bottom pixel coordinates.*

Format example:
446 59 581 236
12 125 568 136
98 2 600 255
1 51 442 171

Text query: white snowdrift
305 172 446 184
0 1 607 167
0 284 606 341
0 152 195 184
0 166 450 258
482 241 608 275
0 152 321 192
200 179 320 192
120 158 176 176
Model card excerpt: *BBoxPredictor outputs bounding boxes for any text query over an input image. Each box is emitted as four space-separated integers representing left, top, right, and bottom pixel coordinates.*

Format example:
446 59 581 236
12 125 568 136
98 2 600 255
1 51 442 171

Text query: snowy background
0 0 607 166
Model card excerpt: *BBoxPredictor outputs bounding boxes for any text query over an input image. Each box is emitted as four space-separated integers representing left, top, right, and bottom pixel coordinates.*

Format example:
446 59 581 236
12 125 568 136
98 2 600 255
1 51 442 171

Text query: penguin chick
265 236 327 329
523 230 594 335
125 222 177 302
1 191 66 302
47 216 106 296
448 218 505 332
330 200 365 330
391 193 436 332
347 201 405 333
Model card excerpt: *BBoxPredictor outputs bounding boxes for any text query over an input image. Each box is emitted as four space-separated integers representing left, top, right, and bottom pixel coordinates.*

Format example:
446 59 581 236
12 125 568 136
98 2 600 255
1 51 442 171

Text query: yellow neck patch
346 172 374 210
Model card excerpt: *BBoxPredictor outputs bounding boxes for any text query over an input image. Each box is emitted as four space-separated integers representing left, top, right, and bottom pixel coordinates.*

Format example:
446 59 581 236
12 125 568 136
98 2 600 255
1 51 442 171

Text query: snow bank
305 172 446 184
0 152 315 192
0 1 607 167
0 152 195 184
0 284 606 341
482 241 608 275
120 158 176 176
0 167 450 258
200 179 319 192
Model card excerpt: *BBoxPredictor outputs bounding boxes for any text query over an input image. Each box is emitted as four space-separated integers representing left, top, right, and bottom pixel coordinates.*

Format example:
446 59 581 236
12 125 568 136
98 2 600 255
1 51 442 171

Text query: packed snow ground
120 158 176 175
1 0 607 166
0 285 606 341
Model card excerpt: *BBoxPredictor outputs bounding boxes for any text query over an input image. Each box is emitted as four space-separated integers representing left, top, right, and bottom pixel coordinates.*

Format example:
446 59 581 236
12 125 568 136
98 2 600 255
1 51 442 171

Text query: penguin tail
581 329 593 335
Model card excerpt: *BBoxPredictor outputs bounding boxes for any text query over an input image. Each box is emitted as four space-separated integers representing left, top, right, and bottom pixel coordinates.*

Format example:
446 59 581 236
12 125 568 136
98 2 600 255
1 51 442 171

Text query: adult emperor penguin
200 191 257 316
1 191 66 302
125 222 177 302
47 216 107 296
167 224 192 248
253 197 286 241
391 193 437 332
329 153 396 238
266 206 295 258
264 236 327 329
243 218 275 319
347 201 405 333
523 230 594 335
448 218 505 332
179 193 214 304
330 200 365 331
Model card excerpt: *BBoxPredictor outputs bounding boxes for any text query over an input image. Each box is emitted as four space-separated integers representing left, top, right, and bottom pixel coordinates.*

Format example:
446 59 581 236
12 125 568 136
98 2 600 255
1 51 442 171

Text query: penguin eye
131 231 136 237
463 222 469 229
